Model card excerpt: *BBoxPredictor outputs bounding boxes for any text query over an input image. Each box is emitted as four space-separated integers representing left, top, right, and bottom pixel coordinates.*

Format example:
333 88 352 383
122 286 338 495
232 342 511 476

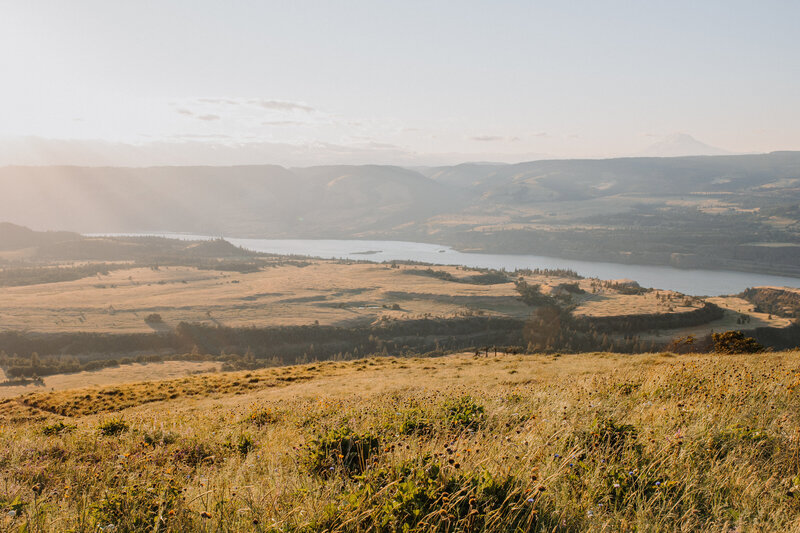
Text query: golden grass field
2 350 800 531
0 260 787 342
0 262 527 333
0 360 223 399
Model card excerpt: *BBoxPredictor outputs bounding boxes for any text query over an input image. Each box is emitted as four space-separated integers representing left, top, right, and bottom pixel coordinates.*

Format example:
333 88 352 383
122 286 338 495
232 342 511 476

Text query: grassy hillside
1 250 786 338
2 350 800 531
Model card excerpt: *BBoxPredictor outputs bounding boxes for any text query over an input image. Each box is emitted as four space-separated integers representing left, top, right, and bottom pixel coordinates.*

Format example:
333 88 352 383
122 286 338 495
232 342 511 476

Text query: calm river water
90 233 800 296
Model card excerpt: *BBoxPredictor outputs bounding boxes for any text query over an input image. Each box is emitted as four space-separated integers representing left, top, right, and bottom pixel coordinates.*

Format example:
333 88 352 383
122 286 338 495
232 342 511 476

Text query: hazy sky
1 1 799 165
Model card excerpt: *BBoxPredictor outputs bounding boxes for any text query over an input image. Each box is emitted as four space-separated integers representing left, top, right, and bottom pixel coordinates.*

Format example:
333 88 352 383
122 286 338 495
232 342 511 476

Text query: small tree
712 331 764 354
667 334 697 354
143 313 163 324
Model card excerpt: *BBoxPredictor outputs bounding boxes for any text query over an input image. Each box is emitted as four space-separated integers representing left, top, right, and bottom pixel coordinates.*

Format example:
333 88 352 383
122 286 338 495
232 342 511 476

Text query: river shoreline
86 233 800 296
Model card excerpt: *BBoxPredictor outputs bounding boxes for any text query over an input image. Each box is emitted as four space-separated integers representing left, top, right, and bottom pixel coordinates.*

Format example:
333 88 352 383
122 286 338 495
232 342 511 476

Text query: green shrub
92 479 182 531
616 382 641 395
585 417 638 454
398 407 432 436
306 427 381 476
326 459 555 532
98 417 129 437
709 423 776 459
142 429 178 446
443 395 485 429
42 421 76 436
503 392 525 404
712 330 764 354
229 433 255 456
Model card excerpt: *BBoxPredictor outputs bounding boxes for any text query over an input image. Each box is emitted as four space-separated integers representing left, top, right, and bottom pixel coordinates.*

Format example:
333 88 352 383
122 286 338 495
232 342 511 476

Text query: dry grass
1 350 800 531
0 262 533 333
573 290 698 318
634 296 793 343
708 295 793 327
572 288 790 343
1 261 788 348
0 360 223 400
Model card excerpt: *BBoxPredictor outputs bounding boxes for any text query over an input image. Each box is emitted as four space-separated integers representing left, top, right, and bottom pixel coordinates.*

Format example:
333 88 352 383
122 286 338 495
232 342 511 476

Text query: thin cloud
367 142 401 149
249 99 314 113
176 97 316 116
471 135 523 142
195 114 221 121
351 140 403 150
261 120 305 126
197 98 240 105
168 133 233 140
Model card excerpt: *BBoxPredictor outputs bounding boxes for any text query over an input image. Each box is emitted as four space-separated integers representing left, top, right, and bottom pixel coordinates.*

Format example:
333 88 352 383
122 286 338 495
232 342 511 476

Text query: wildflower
613 483 620 488
200 511 212 519
7 510 16 518
655 481 661 487
527 498 535 503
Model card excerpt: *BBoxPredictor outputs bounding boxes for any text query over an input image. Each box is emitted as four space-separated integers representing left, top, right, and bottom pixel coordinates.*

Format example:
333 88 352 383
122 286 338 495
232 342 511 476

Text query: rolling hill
2 152 800 274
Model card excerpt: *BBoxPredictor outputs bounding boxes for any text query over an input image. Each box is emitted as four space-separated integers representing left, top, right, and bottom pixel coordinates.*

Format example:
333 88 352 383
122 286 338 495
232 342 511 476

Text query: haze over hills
0 136 552 168
2 151 800 275
637 133 731 157
0 222 80 251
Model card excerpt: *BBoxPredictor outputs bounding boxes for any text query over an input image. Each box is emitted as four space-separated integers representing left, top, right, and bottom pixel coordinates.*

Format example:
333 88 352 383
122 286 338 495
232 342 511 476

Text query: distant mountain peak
638 133 730 157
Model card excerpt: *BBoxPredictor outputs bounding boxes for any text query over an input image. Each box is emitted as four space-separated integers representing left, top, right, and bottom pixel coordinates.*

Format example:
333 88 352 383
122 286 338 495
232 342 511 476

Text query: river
89 233 800 296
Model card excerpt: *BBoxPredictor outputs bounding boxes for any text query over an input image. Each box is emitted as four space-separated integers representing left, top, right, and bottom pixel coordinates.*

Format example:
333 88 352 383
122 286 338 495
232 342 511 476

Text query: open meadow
0 261 531 333
0 258 787 342
1 350 800 531
0 360 222 399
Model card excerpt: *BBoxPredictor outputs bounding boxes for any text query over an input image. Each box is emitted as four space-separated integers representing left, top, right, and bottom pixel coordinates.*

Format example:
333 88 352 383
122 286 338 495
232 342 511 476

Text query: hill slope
0 222 80 251
1 350 799 531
